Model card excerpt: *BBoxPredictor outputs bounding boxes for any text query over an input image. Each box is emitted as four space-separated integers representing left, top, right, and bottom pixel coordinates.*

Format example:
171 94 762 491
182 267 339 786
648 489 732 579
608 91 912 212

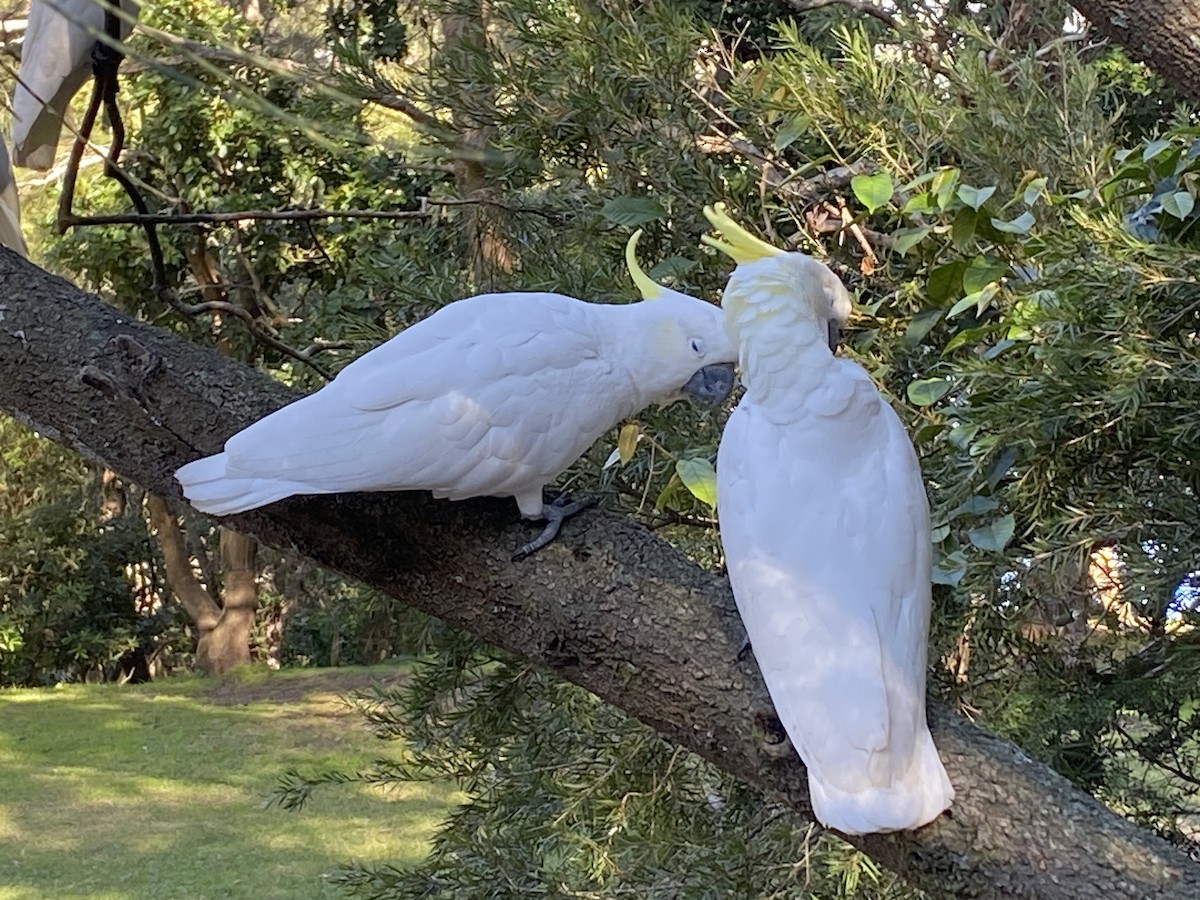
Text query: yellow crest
625 229 664 300
701 203 782 263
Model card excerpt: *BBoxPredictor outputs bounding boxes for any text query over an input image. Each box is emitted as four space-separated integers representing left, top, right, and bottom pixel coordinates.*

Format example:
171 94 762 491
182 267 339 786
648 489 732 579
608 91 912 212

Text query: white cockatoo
12 0 140 170
0 137 28 255
704 204 953 834
176 231 738 557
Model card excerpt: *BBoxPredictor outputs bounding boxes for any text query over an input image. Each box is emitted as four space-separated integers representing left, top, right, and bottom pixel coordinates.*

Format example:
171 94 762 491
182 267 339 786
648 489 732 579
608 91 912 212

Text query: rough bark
0 249 1198 898
1069 0 1200 103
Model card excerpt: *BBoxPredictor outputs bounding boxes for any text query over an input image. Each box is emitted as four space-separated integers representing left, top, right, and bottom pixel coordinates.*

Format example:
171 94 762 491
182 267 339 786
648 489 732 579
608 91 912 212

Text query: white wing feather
177 293 619 516
718 361 953 834
0 139 27 256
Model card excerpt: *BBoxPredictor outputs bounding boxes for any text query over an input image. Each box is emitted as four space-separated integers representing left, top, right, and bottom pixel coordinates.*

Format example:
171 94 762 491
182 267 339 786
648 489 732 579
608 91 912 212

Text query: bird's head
702 203 852 352
623 229 737 407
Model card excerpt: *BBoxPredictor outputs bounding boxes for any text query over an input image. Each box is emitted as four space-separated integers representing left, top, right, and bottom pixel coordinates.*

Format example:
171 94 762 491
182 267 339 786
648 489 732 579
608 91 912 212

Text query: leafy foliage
0 419 174 685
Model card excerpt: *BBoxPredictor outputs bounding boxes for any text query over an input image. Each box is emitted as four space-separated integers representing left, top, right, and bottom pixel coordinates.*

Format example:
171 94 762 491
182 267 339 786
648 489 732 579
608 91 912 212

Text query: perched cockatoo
12 0 140 170
176 231 737 557
0 138 28 255
704 204 953 834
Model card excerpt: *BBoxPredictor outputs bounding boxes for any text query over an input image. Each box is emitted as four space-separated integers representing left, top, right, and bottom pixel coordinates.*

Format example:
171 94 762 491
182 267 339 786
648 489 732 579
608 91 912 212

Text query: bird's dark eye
690 339 705 355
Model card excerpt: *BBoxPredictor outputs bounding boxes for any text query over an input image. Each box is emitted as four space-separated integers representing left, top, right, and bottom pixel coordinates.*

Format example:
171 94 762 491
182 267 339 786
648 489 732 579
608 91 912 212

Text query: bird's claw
512 493 597 561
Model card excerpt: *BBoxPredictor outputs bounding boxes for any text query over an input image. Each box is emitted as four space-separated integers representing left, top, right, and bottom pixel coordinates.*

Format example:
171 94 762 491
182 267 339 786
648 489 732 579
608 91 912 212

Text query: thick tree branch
0 249 1197 899
146 495 221 631
1068 0 1200 104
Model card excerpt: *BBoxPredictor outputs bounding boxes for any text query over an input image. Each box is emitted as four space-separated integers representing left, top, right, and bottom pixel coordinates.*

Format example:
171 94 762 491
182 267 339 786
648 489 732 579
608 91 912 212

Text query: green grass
0 665 459 899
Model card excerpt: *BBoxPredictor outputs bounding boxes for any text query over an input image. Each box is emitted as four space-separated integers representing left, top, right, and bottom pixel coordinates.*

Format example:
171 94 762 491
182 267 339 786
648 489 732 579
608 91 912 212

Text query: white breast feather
718 359 953 834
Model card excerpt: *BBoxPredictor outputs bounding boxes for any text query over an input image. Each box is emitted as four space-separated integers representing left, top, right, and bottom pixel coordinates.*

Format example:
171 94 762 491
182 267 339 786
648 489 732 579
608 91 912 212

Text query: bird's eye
690 339 705 355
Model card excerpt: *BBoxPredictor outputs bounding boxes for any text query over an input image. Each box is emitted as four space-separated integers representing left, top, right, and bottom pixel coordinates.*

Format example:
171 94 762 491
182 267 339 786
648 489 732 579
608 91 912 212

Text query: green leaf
1023 177 1048 205
951 207 977 249
676 458 717 508
851 172 894 213
963 257 1008 294
907 377 951 406
942 323 997 354
949 495 1000 519
904 308 943 345
915 422 946 444
927 260 966 303
930 524 950 543
1161 190 1196 219
932 550 968 586
968 514 1015 552
1143 138 1172 162
932 168 961 209
985 447 1019 489
773 114 811 151
648 256 697 280
600 196 666 226
990 211 1036 234
892 225 932 255
956 184 996 210
902 192 938 215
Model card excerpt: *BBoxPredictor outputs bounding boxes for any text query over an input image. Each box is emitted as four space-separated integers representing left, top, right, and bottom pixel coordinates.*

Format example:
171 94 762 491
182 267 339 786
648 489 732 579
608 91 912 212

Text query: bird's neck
729 298 834 402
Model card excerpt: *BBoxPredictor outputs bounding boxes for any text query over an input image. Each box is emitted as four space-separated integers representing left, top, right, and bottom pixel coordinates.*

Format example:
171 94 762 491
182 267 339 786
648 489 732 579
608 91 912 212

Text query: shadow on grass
0 666 457 900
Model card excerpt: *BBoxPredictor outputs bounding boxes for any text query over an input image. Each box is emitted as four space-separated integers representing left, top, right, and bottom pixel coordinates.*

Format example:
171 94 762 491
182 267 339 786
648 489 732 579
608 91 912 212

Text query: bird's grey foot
512 494 597 561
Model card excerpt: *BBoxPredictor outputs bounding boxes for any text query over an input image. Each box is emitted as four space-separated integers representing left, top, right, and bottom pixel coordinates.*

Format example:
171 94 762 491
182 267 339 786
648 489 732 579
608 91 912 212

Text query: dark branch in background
61 206 433 227
787 0 900 29
53 17 358 382
1 253 1197 900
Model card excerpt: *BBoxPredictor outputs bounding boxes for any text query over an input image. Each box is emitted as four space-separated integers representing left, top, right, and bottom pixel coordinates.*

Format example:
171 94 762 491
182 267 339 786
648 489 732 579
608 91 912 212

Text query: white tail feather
175 453 322 515
808 730 953 834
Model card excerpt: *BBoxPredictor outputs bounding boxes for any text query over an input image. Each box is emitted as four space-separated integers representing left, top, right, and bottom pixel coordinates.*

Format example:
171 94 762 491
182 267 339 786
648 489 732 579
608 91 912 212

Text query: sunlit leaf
618 423 640 464
956 184 996 210
907 377 952 406
990 211 1036 234
1161 191 1196 219
676 458 717 508
851 172 894 213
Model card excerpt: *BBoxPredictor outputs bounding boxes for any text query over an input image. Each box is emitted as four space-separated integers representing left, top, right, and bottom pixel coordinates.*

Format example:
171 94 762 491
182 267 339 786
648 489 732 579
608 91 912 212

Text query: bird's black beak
681 363 736 406
828 320 841 353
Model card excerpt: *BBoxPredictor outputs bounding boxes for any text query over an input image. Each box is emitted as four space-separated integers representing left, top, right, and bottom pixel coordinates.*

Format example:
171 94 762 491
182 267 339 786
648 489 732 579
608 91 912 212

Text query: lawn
0 665 459 899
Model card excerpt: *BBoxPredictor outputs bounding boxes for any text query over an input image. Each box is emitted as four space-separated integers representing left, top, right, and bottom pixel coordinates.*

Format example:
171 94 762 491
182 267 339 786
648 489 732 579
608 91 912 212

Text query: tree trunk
441 4 514 288
195 529 258 675
1069 0 1200 103
148 496 259 675
1 250 1198 898
147 495 222 634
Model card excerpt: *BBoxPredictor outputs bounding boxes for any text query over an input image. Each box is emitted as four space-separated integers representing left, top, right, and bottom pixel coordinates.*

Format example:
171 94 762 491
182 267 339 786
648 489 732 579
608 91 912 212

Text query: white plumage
177 234 737 541
705 205 953 834
12 0 139 170
0 137 27 256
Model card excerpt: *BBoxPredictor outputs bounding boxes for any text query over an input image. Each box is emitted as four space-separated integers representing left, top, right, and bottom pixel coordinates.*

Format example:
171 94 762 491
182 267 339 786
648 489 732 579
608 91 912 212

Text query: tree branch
0 249 1197 899
1068 0 1200 104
